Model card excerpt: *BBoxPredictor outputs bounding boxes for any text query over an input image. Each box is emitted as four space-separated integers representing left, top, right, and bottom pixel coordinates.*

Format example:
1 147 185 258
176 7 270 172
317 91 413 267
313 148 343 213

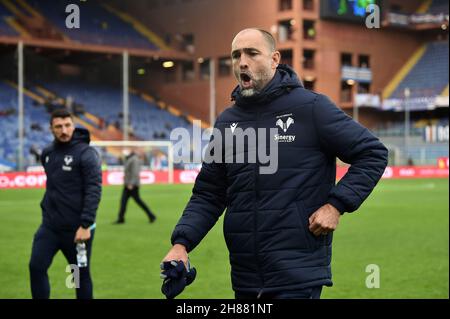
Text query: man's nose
239 55 249 69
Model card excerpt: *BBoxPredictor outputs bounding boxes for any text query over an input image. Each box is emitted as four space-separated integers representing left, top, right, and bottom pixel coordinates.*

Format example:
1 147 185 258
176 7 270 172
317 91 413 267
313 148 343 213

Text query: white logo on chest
62 155 73 171
276 117 294 133
274 116 296 143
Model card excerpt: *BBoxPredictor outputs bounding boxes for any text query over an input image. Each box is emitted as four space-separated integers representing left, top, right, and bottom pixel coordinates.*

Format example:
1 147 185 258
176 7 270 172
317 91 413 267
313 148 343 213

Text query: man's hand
162 244 188 268
74 227 91 243
308 204 341 237
127 184 134 190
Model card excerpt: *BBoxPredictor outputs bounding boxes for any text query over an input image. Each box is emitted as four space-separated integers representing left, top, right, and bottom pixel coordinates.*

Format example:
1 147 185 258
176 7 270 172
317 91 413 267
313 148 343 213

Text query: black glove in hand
160 259 197 299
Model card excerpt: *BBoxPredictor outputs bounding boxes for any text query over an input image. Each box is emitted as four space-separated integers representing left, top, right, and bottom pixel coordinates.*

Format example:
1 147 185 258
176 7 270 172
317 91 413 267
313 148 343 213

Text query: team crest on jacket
274 114 296 143
276 117 294 133
63 155 73 171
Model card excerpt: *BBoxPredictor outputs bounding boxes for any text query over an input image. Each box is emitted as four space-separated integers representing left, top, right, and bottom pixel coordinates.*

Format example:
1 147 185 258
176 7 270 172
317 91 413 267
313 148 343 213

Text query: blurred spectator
0 108 15 117
66 95 74 113
31 122 43 131
29 144 41 163
98 117 105 130
73 102 85 116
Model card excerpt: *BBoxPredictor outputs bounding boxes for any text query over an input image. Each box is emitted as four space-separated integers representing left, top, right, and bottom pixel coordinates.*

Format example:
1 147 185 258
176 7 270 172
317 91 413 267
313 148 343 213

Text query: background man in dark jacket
162 28 388 299
114 149 157 224
29 109 102 299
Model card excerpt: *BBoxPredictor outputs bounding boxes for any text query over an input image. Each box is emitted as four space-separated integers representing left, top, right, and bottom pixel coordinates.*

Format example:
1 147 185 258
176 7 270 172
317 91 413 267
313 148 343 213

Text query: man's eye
232 53 240 59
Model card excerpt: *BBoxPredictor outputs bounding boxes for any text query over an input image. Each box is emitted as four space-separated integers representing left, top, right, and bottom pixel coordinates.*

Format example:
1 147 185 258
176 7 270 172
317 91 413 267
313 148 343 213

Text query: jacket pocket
295 201 325 250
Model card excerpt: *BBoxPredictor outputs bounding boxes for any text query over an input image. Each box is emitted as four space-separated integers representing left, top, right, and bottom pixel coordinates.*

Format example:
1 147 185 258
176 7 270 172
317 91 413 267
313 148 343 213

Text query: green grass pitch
0 179 448 299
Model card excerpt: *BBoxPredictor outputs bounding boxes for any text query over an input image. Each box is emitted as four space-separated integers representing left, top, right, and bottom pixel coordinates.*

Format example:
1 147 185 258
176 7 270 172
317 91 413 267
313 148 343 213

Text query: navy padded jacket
172 65 388 293
40 128 102 231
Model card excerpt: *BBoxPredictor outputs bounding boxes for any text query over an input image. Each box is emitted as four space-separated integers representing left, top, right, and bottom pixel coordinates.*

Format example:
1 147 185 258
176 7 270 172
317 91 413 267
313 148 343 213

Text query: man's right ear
272 51 281 68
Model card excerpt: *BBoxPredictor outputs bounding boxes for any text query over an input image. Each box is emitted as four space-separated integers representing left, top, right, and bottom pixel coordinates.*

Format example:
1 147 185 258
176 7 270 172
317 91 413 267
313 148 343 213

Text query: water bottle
76 242 88 268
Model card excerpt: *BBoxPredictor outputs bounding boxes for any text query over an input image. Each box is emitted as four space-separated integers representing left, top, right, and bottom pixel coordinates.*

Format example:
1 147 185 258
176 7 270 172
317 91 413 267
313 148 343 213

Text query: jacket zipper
254 111 265 297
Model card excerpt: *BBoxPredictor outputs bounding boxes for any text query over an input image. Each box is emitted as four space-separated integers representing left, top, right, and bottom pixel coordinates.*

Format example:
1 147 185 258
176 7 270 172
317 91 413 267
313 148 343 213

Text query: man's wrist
80 221 92 229
173 243 187 251
172 238 191 252
327 197 346 215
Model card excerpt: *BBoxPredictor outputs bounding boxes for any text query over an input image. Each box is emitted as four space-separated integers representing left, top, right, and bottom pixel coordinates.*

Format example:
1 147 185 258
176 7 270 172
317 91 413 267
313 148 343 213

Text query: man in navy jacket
162 28 388 299
29 109 102 299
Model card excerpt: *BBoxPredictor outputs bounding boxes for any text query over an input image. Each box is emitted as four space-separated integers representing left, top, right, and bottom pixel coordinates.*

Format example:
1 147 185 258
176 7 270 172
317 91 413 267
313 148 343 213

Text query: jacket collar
231 64 303 110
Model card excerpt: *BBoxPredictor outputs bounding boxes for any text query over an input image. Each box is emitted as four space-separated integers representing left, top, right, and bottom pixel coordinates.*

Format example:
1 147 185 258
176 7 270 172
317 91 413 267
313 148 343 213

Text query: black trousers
117 186 156 221
29 224 95 299
235 286 323 299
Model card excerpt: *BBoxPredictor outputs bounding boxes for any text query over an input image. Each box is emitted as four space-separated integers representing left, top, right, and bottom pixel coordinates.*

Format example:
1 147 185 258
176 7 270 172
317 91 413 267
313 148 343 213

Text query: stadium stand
0 81 52 167
39 81 194 141
25 0 160 50
388 41 449 100
0 77 205 167
427 0 449 15
0 2 18 36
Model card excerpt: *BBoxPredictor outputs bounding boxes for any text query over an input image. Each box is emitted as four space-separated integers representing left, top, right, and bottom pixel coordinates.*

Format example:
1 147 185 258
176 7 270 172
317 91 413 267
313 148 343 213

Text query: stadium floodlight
91 140 174 184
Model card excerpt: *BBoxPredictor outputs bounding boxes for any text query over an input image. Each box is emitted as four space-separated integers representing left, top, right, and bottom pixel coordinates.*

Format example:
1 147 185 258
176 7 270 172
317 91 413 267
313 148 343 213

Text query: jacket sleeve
313 94 388 213
171 131 228 252
80 147 102 228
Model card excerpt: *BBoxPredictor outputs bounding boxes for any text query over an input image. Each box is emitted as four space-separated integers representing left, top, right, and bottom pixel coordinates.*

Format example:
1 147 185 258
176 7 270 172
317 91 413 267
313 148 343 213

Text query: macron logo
230 123 238 133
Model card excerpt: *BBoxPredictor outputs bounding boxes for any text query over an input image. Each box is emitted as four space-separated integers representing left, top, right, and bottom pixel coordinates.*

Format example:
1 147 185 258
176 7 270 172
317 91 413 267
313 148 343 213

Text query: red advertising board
0 166 448 189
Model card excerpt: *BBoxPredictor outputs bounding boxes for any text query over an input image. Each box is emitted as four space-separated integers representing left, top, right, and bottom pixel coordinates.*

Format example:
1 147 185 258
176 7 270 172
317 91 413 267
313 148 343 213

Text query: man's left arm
308 94 388 235
75 147 102 242
314 94 388 213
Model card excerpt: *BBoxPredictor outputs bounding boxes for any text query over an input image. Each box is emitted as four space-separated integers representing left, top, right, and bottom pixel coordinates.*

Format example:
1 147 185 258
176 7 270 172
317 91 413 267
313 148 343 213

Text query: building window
303 49 315 69
340 80 354 102
199 58 210 80
390 4 403 13
304 78 315 91
279 49 293 67
341 53 353 66
181 33 195 54
278 20 295 42
218 57 232 77
303 20 316 40
164 66 176 83
303 0 314 11
359 54 370 68
358 82 371 94
182 61 195 81
279 0 293 11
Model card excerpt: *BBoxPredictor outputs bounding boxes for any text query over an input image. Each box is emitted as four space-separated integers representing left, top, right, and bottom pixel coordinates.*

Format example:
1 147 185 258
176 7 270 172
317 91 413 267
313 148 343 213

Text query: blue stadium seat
428 0 449 15
391 42 449 99
0 2 18 37
27 0 159 50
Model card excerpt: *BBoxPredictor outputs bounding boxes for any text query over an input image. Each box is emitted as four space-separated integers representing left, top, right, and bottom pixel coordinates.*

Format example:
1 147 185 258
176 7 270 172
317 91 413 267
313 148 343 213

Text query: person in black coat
162 28 388 299
29 109 102 299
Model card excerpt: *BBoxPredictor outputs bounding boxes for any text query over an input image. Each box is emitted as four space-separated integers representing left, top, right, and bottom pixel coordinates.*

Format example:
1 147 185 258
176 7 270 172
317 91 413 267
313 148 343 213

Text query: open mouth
240 73 252 87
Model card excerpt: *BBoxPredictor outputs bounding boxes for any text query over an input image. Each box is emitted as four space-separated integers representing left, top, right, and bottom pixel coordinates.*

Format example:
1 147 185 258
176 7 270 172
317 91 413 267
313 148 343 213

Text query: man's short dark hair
50 108 73 125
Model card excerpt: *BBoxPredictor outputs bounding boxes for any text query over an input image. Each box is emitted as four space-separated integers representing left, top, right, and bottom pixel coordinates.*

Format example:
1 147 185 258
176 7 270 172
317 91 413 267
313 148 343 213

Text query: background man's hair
50 108 73 125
